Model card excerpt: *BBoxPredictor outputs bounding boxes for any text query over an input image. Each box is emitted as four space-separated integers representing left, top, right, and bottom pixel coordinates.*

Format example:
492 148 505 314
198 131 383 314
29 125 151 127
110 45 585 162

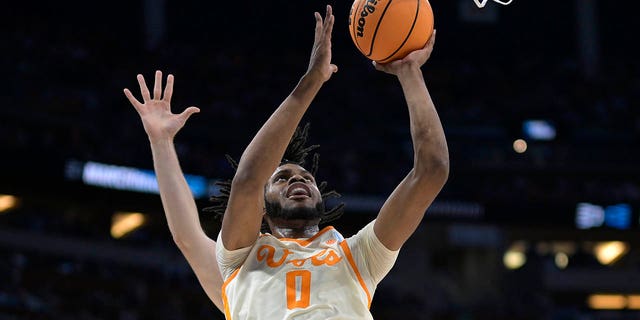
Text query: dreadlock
203 123 345 233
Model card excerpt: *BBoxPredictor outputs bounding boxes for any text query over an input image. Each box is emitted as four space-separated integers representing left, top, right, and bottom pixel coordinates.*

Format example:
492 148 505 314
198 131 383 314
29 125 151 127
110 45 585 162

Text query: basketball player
215 5 448 319
125 3 447 318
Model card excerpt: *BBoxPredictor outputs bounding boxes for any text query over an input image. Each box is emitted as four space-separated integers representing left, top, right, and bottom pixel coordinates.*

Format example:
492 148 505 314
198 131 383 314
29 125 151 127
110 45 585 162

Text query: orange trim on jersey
339 240 372 308
221 268 241 320
260 226 336 246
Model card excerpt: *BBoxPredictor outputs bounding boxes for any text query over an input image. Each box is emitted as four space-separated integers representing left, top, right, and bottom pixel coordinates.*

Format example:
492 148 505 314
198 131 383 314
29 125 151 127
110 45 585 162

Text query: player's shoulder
344 220 379 245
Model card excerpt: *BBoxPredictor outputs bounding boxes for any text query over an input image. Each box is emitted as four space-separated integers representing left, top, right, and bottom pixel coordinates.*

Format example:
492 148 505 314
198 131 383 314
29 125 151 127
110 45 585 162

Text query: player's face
264 163 323 220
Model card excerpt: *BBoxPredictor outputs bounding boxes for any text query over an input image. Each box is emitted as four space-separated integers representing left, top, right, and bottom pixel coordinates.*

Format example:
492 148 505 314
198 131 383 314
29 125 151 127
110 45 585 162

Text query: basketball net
473 0 513 8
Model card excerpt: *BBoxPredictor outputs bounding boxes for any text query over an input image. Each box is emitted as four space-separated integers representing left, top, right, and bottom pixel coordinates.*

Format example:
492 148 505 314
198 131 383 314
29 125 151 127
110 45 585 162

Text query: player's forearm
233 73 325 189
398 67 449 178
150 139 207 247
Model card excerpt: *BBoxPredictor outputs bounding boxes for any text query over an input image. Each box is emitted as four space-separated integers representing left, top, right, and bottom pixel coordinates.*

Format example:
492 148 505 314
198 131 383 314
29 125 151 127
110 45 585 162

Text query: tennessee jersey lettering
217 221 398 320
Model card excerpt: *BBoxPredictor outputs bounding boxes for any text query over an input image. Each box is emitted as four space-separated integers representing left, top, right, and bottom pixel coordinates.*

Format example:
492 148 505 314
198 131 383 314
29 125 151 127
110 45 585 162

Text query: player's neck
266 218 321 238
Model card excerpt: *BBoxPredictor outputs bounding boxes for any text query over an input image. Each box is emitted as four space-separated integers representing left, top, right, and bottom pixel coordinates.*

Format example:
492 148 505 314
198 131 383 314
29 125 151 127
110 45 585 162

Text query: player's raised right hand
124 70 200 143
306 5 338 83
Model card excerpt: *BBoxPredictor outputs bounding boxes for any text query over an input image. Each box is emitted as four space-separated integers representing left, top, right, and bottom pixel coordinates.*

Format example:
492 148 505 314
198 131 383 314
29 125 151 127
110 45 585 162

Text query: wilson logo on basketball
355 0 379 37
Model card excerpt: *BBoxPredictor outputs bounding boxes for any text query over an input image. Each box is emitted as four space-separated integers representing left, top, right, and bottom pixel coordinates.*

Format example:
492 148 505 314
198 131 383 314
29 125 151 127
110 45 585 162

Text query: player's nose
288 174 307 184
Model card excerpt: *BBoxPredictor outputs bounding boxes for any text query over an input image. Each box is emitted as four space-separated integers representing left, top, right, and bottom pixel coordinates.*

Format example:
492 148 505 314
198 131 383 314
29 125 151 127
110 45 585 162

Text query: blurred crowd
0 248 221 320
3 2 640 204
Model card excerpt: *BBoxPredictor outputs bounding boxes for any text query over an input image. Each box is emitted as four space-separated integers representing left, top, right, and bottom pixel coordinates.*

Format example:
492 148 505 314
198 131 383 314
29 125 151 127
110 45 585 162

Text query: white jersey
216 220 399 320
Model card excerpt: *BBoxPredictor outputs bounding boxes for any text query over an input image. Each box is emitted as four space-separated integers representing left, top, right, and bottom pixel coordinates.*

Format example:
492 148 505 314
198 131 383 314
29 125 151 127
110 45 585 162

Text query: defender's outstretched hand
373 30 437 76
306 5 338 83
124 70 200 142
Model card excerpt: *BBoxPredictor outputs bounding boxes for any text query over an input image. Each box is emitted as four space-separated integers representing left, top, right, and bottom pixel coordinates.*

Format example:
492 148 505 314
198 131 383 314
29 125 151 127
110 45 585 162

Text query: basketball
348 0 434 63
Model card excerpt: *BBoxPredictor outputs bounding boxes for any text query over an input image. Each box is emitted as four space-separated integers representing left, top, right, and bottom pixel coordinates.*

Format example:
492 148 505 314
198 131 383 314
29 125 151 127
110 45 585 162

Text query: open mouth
286 182 311 198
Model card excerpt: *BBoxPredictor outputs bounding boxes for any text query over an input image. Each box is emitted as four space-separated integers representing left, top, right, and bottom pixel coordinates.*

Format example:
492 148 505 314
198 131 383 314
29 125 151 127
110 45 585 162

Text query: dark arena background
2 0 640 319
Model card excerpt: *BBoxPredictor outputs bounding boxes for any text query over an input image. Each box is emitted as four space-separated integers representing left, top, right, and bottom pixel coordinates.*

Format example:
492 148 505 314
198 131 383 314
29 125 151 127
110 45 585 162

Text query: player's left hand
124 71 200 143
373 29 436 76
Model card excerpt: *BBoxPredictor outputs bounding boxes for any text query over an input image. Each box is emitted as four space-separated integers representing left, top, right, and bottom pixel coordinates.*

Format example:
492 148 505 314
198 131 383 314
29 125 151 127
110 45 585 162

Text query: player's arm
221 5 338 250
372 31 450 251
124 71 224 311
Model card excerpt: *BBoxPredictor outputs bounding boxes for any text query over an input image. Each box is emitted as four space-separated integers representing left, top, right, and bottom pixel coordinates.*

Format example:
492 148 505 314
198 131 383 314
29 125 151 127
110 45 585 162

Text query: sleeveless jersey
217 221 398 320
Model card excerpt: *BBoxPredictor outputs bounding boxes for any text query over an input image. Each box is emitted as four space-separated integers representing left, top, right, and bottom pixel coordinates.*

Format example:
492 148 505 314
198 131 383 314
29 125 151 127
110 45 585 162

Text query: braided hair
203 123 344 233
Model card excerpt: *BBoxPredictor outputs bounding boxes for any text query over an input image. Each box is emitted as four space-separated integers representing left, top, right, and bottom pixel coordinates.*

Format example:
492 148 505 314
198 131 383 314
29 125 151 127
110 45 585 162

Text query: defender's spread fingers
153 70 162 100
163 74 174 102
137 74 151 102
124 88 143 111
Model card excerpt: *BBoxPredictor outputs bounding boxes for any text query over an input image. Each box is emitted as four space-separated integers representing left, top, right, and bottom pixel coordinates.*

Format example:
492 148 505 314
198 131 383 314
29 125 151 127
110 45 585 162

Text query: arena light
554 252 569 269
503 241 527 270
65 160 211 199
504 251 526 269
627 295 640 310
0 194 19 213
576 203 605 229
587 294 626 310
594 241 629 265
111 212 146 239
512 139 527 154
523 120 556 141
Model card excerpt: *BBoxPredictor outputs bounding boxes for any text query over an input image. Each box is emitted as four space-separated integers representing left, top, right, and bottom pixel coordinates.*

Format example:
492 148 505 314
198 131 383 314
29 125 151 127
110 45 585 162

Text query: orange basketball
348 0 434 63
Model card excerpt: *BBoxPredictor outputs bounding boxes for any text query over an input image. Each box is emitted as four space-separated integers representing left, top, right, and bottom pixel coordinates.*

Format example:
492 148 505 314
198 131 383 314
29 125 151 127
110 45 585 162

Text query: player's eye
274 175 287 183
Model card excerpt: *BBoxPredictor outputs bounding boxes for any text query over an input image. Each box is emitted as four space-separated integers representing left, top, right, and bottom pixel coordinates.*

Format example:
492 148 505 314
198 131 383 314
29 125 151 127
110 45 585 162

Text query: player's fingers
371 60 384 72
314 12 322 43
179 106 200 122
153 70 162 100
324 13 335 40
323 6 333 31
137 74 151 102
123 88 143 112
427 29 436 48
163 74 174 102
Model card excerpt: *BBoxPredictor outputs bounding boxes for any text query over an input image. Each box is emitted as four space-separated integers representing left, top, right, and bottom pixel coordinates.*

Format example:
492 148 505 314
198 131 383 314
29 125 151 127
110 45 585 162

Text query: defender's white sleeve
346 220 399 285
215 232 253 280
